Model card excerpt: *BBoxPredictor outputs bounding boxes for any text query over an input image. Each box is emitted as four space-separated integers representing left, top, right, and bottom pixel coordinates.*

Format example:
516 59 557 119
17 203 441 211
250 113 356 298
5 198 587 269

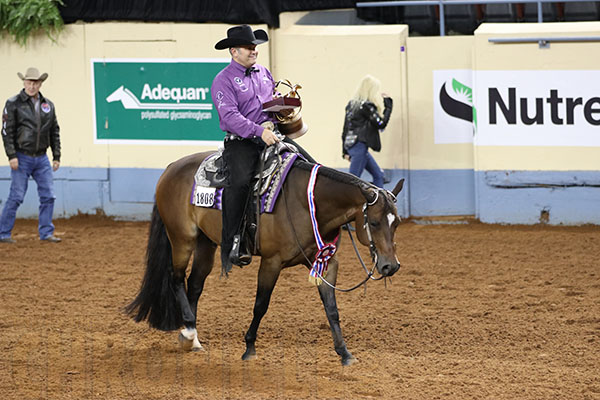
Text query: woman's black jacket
341 96 392 157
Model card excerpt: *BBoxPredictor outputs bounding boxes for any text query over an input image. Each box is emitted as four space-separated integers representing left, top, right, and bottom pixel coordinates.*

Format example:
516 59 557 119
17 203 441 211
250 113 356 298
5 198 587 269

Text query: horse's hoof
178 332 194 351
342 355 358 366
191 336 204 352
241 351 257 361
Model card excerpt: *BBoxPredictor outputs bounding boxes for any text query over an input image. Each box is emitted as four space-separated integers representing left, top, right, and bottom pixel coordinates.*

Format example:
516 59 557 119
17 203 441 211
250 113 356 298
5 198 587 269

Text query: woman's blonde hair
349 74 384 113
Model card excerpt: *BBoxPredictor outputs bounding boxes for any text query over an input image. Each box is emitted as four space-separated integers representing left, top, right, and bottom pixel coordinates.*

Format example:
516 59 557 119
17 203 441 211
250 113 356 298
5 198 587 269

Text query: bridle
362 190 380 266
359 188 399 273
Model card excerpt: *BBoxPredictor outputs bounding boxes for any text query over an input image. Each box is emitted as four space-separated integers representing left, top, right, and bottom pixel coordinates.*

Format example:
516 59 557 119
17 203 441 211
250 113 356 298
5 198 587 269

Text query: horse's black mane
293 159 399 210
294 159 373 192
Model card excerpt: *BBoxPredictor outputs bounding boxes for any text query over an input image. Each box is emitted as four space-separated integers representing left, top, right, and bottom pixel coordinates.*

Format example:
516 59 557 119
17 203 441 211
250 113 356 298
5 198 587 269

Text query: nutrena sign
92 58 229 144
489 88 600 126
474 70 600 146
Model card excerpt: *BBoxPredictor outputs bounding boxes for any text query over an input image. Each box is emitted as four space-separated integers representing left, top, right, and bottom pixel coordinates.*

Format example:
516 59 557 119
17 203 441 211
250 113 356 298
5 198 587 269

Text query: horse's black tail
125 204 183 331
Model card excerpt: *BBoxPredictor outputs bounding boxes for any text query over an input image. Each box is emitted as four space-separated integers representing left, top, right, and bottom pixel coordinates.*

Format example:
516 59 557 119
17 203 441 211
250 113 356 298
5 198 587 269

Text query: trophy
262 80 308 139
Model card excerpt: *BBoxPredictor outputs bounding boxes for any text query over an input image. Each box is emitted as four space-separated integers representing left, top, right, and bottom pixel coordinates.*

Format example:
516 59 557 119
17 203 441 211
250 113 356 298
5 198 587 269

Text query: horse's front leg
242 257 282 360
317 257 357 366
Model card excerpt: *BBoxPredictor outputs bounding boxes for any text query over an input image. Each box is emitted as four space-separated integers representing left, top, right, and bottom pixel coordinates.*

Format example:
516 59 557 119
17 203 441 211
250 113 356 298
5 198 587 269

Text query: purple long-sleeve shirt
211 60 276 139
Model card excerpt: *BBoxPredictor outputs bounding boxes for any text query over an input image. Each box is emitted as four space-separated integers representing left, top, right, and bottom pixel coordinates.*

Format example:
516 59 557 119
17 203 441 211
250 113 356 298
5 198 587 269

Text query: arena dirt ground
0 215 598 399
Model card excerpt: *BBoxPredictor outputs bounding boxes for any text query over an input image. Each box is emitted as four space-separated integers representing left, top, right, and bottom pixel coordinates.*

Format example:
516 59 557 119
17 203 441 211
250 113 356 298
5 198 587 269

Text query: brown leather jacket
2 89 61 161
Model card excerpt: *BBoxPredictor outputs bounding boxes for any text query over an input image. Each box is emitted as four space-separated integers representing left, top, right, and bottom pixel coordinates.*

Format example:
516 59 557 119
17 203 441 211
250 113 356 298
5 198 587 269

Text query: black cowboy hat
214 25 268 50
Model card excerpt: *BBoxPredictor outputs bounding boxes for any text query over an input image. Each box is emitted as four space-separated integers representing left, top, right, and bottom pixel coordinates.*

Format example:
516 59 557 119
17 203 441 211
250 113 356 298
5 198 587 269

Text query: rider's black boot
229 234 252 267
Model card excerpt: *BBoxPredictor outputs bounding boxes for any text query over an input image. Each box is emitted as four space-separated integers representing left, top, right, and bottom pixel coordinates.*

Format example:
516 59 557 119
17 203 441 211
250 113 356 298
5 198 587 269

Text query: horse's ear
392 179 405 196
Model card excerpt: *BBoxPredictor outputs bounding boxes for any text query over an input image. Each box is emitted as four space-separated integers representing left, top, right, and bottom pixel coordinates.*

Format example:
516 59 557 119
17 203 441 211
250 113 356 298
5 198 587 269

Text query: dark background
58 1 600 38
59 0 358 27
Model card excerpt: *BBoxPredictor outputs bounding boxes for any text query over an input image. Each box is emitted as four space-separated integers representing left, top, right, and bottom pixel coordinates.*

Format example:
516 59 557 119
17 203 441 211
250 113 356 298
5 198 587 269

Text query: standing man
211 25 279 274
0 67 61 243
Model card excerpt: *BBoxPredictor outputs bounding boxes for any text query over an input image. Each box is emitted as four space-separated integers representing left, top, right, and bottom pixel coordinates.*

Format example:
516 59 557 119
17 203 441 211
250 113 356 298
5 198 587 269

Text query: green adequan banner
92 59 229 143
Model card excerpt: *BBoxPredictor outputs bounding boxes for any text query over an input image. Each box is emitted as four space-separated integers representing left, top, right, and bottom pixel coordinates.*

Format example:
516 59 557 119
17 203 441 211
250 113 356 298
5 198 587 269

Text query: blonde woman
341 75 393 188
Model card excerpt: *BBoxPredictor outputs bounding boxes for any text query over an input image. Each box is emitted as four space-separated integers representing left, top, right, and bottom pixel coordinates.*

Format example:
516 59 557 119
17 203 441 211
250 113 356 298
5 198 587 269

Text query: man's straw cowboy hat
17 67 48 82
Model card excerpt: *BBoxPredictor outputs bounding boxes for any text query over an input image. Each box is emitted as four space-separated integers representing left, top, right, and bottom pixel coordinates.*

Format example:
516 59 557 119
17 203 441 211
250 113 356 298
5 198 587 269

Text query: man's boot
229 234 252 266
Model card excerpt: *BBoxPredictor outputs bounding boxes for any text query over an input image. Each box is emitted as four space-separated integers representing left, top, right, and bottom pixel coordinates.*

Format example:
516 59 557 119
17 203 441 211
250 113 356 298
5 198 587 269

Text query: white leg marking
181 327 196 341
192 336 204 351
179 327 201 351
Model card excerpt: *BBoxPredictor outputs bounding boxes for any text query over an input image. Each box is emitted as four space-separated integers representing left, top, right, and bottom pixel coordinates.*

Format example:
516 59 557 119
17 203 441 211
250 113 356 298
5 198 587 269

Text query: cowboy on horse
211 24 315 275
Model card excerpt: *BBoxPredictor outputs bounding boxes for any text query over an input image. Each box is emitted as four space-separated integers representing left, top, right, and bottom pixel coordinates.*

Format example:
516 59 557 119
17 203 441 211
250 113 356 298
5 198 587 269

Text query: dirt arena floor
0 215 598 399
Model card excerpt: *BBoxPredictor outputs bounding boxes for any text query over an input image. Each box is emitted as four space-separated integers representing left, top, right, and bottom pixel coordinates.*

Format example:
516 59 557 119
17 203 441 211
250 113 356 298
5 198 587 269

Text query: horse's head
106 85 125 103
354 179 405 277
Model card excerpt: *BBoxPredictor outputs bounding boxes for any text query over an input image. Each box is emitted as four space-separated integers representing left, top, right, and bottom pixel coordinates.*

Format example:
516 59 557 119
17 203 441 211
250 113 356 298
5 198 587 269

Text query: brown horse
126 150 404 365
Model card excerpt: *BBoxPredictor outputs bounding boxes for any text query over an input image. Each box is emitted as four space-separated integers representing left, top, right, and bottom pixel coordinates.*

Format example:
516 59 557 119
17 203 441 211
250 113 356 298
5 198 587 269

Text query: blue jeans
0 152 56 239
347 141 385 188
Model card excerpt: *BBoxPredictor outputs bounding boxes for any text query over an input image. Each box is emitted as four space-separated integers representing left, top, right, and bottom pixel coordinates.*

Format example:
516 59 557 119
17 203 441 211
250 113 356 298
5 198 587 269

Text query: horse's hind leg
317 258 357 366
242 257 282 361
167 234 199 350
179 231 216 352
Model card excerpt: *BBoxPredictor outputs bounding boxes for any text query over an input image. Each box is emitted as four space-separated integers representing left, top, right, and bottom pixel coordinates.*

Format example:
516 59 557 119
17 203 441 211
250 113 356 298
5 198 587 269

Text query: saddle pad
191 151 298 213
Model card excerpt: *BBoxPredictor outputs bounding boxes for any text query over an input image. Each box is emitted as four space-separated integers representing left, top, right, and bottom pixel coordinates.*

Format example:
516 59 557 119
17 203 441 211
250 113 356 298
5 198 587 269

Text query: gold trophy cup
262 80 308 139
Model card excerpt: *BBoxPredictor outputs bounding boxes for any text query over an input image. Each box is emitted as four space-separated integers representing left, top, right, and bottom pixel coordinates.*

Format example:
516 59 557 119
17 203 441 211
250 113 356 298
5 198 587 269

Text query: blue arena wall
409 169 475 217
2 166 598 225
475 171 600 225
0 167 161 220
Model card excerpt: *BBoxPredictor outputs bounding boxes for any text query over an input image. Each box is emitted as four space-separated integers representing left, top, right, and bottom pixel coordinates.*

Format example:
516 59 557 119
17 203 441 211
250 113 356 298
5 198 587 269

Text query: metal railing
489 35 600 47
357 0 600 36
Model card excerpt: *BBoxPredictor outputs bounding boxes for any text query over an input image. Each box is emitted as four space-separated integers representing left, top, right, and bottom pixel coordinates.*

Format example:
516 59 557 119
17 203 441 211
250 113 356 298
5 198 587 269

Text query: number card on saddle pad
191 148 299 213
193 186 218 207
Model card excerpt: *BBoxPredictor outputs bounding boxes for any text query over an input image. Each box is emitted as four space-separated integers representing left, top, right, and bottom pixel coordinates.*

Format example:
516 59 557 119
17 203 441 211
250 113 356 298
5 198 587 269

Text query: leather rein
283 179 388 292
